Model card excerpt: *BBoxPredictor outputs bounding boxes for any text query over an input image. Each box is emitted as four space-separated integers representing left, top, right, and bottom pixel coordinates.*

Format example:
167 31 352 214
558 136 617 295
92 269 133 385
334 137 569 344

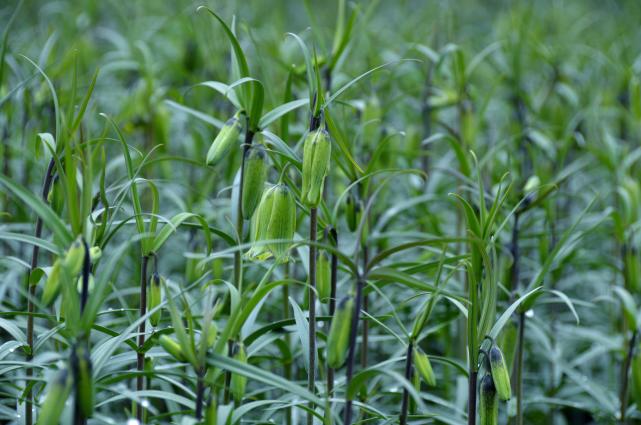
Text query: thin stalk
399 341 413 425
26 157 55 425
468 370 478 425
225 126 255 402
136 254 150 423
360 246 369 369
195 369 205 420
620 330 637 423
307 207 318 425
515 311 525 425
326 228 338 398
343 275 365 425
283 275 293 425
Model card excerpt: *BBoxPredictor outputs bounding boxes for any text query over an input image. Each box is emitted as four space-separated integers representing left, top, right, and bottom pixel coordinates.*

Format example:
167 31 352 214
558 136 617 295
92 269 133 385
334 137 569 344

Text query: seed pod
247 186 276 260
149 273 163 327
241 143 268 219
266 184 296 259
413 347 436 387
206 115 242 166
36 369 71 425
72 345 94 418
479 374 498 425
489 346 511 401
159 335 185 362
317 251 331 303
326 296 354 368
63 237 85 278
42 259 62 306
301 128 331 207
231 343 247 402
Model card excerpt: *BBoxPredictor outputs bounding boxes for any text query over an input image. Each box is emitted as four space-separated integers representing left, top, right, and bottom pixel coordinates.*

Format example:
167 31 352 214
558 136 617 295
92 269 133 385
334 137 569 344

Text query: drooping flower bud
241 143 268 219
159 335 185 362
206 115 242 166
301 128 331 207
489 346 511 401
479 374 498 425
266 184 296 260
326 295 354 368
413 347 436 387
42 259 62 306
63 237 85 278
317 251 331 303
246 186 276 260
148 273 164 327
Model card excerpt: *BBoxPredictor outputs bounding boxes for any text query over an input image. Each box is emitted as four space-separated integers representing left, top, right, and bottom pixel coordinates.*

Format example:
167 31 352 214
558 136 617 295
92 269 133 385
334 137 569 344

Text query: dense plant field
2 0 641 424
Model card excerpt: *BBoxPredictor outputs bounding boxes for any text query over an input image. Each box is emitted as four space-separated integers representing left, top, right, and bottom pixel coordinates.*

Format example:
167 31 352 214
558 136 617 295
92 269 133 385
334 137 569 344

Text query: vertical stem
136 255 150 423
80 239 91 313
327 228 338 399
360 246 369 369
26 157 55 425
283 278 293 425
343 275 364 425
515 312 525 425
467 370 478 425
620 330 637 423
399 341 414 425
195 370 205 420
226 127 255 402
307 207 318 425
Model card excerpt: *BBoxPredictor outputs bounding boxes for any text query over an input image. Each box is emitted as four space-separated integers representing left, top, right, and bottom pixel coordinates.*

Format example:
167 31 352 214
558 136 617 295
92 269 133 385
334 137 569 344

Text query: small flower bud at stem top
326 295 354 368
489 346 511 401
206 115 242 166
241 143 268 219
479 374 498 425
301 128 331 207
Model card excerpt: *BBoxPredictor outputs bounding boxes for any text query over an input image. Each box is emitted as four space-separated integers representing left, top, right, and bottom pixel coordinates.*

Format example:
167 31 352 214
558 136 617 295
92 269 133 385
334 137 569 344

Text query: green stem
620 329 637 423
515 311 525 425
26 157 55 425
343 274 365 425
136 255 150 423
307 207 318 425
399 341 413 425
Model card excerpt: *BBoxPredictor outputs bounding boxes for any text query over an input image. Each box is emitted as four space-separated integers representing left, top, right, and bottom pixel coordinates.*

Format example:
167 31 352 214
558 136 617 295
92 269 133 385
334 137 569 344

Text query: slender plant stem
283 271 293 425
195 369 205 420
327 228 338 399
307 207 318 425
620 330 637 423
515 311 525 425
226 126 255 402
399 341 413 425
468 370 478 425
360 246 369 370
343 275 364 425
136 254 150 423
25 157 55 425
